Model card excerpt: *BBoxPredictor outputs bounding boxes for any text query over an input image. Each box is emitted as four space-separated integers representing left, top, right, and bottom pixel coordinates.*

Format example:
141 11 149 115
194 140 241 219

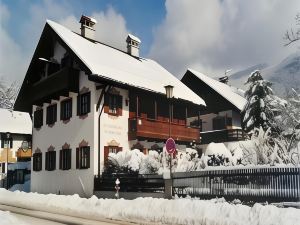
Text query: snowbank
0 189 299 225
0 210 29 225
205 142 233 159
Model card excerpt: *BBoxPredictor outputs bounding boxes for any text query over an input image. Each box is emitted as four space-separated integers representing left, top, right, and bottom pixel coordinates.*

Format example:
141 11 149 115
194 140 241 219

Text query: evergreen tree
242 70 274 133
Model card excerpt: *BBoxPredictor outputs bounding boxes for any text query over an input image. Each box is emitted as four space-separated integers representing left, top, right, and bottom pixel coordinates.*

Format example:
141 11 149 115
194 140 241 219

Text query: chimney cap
79 15 97 24
126 34 141 44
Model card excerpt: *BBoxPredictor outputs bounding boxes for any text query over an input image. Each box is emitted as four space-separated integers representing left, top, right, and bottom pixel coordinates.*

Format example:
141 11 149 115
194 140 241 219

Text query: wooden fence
173 167 300 202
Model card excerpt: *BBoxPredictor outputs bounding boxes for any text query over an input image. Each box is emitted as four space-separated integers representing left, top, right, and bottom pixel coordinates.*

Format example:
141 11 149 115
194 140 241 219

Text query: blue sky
3 0 165 55
0 0 299 82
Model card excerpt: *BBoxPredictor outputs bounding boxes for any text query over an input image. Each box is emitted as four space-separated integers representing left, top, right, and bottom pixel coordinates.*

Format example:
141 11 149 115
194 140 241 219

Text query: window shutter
104 93 109 106
68 149 72 170
32 154 36 171
87 92 91 113
77 95 80 116
10 138 13 148
54 105 57 123
104 146 109 163
117 96 123 116
86 147 90 168
69 100 73 118
59 150 62 170
76 148 79 169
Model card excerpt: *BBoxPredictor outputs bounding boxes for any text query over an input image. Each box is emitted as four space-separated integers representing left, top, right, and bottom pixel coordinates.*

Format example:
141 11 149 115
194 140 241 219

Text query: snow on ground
0 210 29 225
0 189 299 225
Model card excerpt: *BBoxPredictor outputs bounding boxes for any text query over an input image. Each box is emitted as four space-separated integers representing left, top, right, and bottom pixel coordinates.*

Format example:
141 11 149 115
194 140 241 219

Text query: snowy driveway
0 204 134 225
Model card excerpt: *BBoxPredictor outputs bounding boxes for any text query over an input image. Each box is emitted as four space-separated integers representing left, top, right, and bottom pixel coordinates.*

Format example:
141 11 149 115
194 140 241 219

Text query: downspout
97 85 112 177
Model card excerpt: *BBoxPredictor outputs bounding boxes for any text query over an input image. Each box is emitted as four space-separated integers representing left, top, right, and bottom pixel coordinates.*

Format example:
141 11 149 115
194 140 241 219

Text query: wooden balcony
14 67 79 112
128 117 200 143
200 129 247 144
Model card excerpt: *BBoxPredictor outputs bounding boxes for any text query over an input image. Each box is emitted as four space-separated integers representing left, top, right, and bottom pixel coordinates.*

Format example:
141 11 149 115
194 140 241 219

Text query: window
104 146 122 162
1 134 13 148
76 146 90 169
61 99 72 120
34 109 43 128
33 153 42 171
77 92 91 116
45 151 56 171
59 149 71 170
104 94 122 116
46 104 57 125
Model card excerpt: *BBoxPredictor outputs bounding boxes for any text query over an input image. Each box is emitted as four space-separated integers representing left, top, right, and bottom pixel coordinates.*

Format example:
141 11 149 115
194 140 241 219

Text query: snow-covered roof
46 20 205 106
127 34 141 43
187 69 246 110
0 108 32 134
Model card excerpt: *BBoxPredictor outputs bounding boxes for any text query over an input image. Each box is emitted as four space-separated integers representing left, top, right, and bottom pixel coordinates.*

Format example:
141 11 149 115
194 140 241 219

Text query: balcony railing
128 117 200 143
200 129 247 144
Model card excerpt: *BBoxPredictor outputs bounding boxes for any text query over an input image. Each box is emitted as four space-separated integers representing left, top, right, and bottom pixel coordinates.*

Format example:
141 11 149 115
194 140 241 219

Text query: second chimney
79 15 97 40
126 34 141 58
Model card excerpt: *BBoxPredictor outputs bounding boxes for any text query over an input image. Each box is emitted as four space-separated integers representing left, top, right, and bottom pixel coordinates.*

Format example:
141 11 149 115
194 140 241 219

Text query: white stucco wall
200 110 242 132
97 87 130 174
31 72 96 197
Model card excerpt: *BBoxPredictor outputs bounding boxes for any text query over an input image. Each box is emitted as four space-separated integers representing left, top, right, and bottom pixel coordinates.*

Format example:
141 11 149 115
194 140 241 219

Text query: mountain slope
228 52 300 96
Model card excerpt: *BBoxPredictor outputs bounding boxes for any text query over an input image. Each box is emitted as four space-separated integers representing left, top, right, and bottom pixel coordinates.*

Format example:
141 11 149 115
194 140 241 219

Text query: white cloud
0 1 130 82
60 6 130 51
0 4 27 82
149 0 300 78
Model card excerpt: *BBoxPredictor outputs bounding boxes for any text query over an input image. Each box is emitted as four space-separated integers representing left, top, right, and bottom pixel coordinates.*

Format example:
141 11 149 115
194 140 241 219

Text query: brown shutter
87 92 91 113
76 148 79 169
77 95 80 116
68 149 72 170
104 146 109 163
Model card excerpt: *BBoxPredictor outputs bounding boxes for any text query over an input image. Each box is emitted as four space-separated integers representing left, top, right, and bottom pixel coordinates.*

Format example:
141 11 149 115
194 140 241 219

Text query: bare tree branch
284 13 300 46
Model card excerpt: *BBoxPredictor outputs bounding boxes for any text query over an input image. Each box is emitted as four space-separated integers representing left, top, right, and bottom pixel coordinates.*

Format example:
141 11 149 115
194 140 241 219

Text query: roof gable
182 69 246 111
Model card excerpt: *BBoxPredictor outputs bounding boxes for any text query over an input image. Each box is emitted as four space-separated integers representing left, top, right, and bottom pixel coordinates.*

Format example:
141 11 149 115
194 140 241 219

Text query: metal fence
94 173 165 193
173 167 300 202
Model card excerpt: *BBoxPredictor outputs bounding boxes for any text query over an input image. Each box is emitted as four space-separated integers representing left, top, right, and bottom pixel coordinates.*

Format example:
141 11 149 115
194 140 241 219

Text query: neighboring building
14 16 205 197
0 108 32 187
181 69 247 147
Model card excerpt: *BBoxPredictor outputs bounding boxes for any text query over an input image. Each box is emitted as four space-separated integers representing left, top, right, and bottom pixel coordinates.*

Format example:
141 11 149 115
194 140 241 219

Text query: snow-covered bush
106 149 162 174
175 148 201 172
241 127 290 165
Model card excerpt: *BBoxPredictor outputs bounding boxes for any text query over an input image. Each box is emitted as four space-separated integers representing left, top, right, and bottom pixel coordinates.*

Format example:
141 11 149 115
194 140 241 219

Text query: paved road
0 204 136 225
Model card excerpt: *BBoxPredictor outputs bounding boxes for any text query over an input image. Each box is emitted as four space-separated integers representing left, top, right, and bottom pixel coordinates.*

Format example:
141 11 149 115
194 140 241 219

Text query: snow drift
0 189 299 225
